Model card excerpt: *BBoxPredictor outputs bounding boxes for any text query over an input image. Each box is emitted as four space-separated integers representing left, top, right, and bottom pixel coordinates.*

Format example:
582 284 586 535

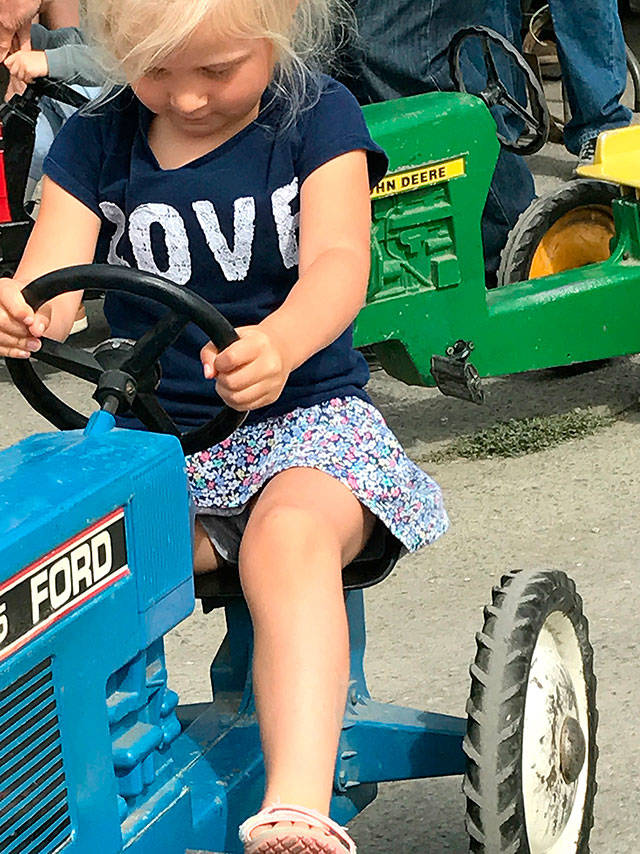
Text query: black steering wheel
4 265 247 454
448 25 550 156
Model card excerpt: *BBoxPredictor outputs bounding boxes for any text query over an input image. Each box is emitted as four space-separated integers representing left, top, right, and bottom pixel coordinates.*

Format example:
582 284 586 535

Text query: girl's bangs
109 0 282 77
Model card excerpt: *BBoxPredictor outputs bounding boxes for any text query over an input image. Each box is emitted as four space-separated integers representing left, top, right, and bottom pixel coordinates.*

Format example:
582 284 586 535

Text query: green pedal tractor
355 27 637 404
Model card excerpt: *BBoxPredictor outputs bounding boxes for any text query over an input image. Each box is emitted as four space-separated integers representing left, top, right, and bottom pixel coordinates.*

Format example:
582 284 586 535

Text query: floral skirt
185 396 448 553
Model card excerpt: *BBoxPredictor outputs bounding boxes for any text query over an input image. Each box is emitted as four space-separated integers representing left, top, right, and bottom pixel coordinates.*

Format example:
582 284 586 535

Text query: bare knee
238 504 344 618
241 504 337 568
241 492 375 575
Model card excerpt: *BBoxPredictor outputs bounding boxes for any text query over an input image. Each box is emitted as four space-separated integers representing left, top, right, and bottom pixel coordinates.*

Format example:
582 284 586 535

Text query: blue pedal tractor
1 266 597 853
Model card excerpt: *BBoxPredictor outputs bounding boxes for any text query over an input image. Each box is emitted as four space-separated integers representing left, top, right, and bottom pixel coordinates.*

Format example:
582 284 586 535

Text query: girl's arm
207 150 371 410
0 177 101 355
261 149 372 369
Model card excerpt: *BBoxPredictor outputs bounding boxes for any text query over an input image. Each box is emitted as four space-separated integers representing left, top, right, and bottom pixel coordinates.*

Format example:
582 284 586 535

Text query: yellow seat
577 125 640 188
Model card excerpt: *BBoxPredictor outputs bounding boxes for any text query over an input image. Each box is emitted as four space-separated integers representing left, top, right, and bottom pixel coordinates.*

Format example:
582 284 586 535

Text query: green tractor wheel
498 179 618 284
464 569 598 854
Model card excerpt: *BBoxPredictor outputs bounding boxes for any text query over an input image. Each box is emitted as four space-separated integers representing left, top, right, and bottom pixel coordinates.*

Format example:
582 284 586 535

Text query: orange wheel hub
528 205 615 279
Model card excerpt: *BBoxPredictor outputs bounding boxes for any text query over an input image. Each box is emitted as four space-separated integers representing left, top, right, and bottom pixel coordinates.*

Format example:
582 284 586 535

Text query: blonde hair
85 0 354 121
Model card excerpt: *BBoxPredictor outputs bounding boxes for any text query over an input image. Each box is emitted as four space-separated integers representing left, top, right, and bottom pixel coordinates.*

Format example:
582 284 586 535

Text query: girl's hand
0 277 50 358
4 49 49 83
200 323 292 411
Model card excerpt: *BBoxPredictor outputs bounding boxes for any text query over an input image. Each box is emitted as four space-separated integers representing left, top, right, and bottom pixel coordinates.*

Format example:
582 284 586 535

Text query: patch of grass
429 409 616 462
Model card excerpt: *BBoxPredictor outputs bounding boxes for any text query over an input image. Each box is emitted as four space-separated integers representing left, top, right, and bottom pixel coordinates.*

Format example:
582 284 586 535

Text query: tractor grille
0 658 72 854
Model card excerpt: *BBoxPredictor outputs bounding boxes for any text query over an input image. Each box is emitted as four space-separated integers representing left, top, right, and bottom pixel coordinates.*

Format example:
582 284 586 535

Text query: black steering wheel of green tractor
4 265 247 455
448 25 550 156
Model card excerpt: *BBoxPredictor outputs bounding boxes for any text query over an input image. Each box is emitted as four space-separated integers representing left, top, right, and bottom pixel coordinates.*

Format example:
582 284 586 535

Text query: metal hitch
430 339 484 404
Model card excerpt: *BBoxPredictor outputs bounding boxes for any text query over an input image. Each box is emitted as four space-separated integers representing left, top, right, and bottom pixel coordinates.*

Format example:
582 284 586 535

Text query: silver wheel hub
522 612 589 853
559 716 586 784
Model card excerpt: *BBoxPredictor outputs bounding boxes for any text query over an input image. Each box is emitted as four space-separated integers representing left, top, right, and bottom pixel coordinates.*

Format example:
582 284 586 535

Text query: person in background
39 0 80 29
510 0 632 167
5 22 103 89
0 0 78 58
335 0 536 284
0 0 40 59
1 0 101 189
2 1 104 333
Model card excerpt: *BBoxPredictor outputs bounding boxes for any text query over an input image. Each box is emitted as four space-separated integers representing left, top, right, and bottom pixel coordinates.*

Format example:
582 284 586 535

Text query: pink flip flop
239 804 357 854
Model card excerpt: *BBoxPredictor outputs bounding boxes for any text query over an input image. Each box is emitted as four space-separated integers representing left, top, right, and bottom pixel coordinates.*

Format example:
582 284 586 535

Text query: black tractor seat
195 520 404 613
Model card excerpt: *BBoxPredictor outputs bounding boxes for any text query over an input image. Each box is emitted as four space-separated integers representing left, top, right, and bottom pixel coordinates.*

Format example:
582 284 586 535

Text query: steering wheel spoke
34 338 103 383
496 86 540 132
121 310 189 377
130 393 181 437
482 37 501 87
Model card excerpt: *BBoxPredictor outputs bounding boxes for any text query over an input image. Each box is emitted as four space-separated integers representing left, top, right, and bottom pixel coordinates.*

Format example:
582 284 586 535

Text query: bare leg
239 467 375 814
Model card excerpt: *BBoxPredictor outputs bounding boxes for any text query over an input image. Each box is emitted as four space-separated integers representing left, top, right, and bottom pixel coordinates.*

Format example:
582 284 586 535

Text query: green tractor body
358 91 640 396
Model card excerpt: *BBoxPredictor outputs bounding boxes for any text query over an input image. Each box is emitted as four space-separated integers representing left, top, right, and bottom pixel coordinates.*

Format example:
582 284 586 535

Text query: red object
0 123 12 222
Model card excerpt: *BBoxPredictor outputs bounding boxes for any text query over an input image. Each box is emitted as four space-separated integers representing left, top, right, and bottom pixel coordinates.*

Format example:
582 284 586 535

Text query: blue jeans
336 0 535 277
509 0 631 153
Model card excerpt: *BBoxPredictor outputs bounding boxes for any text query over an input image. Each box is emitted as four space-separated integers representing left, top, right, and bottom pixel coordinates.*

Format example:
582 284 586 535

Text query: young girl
0 1 448 851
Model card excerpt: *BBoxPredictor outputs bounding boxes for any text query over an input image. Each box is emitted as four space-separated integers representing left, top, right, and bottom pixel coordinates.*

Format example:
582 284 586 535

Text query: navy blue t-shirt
43 75 388 429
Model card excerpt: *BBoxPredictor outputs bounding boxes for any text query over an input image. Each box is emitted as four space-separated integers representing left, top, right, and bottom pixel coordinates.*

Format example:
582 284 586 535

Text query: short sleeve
43 109 105 216
295 77 388 189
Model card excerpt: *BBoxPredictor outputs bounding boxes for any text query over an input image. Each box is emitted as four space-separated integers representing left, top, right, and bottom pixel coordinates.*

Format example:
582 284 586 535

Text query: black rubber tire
497 179 618 286
464 569 598 854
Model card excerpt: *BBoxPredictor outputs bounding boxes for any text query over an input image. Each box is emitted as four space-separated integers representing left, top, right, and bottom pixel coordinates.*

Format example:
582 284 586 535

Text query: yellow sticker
371 156 466 200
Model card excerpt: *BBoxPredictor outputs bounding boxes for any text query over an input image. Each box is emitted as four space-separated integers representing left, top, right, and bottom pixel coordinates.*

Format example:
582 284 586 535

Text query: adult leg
482 150 535 279
548 0 631 153
239 467 375 812
26 97 60 202
26 87 100 201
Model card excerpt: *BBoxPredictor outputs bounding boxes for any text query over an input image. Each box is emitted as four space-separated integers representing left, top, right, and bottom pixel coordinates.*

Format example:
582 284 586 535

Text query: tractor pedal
430 339 484 404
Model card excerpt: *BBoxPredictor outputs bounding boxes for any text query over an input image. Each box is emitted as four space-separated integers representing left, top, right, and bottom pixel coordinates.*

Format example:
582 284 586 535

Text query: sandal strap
238 804 357 853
